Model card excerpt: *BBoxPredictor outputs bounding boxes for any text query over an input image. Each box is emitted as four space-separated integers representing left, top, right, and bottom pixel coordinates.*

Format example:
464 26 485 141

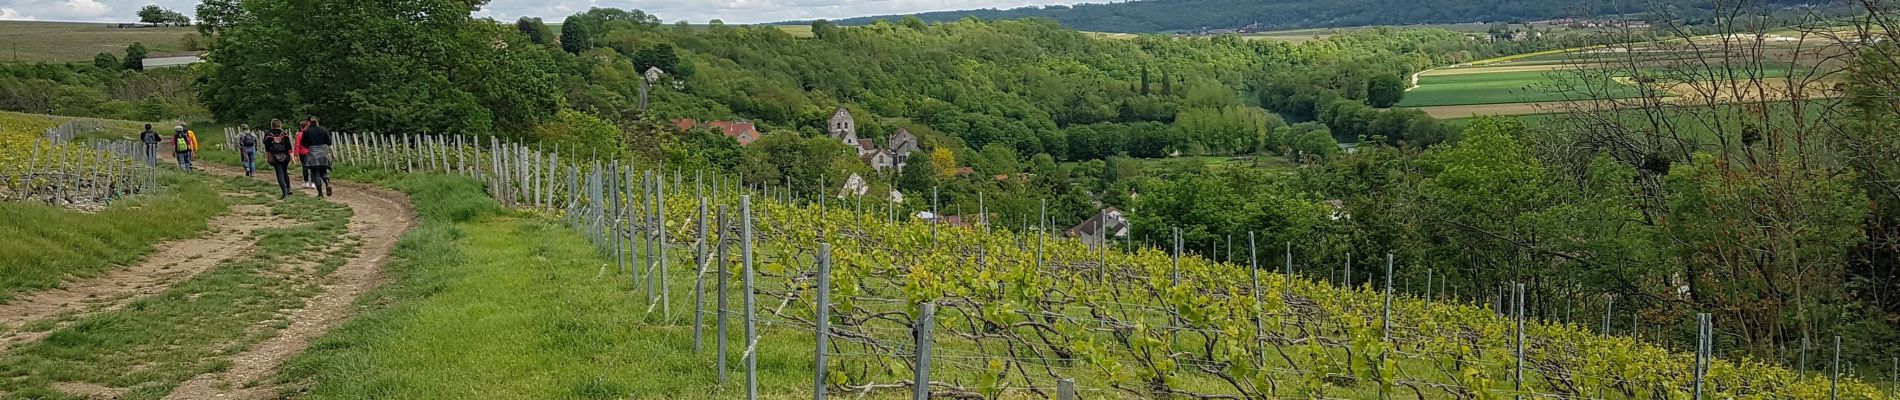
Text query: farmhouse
673 118 761 146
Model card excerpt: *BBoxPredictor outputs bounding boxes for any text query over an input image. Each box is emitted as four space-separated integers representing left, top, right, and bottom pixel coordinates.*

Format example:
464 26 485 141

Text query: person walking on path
236 124 258 177
294 120 312 189
139 124 159 166
263 119 295 198
172 124 198 172
300 117 335 197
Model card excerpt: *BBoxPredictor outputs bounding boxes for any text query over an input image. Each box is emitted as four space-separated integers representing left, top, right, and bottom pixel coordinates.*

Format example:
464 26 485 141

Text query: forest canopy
821 0 1827 33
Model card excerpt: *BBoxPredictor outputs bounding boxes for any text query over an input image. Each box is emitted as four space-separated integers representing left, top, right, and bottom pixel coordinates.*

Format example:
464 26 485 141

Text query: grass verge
275 171 816 399
0 172 226 302
0 176 351 400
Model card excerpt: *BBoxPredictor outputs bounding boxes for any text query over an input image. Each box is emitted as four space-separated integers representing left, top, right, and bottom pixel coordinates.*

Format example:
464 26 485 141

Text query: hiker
294 119 312 189
236 124 258 177
300 117 334 197
172 124 198 172
263 119 295 198
139 124 159 166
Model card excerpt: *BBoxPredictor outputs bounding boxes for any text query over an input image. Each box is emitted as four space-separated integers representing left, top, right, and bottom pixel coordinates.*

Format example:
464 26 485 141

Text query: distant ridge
799 0 1825 33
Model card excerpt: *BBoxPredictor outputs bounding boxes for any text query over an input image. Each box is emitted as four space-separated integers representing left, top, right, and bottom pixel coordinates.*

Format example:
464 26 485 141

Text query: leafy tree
516 17 556 46
1277 122 1338 160
900 16 928 30
896 152 936 194
199 0 561 136
93 53 120 70
136 5 168 24
631 44 681 76
738 132 865 191
122 42 148 71
533 109 621 154
561 8 661 54
1366 74 1406 108
930 147 958 179
812 20 840 40
195 0 248 36
1140 66 1151 96
560 21 593 54
1161 69 1173 96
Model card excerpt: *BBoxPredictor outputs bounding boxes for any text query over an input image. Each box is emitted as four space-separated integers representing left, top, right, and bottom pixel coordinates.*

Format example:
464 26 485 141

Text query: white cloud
0 0 198 22
60 0 110 17
0 8 36 20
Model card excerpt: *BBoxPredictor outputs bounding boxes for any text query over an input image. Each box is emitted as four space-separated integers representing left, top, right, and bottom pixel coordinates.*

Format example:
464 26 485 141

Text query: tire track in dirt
164 165 415 400
0 201 298 353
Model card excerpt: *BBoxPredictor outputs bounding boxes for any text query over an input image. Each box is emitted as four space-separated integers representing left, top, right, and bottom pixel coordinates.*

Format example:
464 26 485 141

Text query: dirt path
0 201 298 352
164 165 415 400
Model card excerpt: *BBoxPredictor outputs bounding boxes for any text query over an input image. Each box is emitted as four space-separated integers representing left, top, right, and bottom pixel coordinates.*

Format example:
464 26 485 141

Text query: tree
632 44 680 75
896 153 935 194
1366 74 1406 108
516 17 555 46
137 5 168 24
901 15 928 30
165 10 191 26
930 147 958 179
122 42 148 71
812 20 840 40
199 0 561 136
196 0 248 36
1140 66 1151 96
93 53 120 70
1161 69 1173 96
560 21 593 54
1279 122 1338 160
533 109 622 154
561 8 662 54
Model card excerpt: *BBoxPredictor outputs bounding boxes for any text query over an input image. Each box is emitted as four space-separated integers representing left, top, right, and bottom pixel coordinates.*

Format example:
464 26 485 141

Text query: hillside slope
822 0 1819 33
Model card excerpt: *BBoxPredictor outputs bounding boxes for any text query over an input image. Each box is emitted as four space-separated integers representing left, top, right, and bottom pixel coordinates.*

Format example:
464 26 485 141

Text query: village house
673 118 761 146
1064 208 1130 247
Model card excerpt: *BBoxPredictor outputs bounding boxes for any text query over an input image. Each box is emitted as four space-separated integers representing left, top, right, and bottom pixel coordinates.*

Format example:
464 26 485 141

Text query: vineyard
0 112 160 208
319 133 1896 399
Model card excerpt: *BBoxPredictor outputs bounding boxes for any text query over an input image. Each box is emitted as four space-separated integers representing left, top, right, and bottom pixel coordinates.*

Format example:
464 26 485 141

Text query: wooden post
814 242 832 400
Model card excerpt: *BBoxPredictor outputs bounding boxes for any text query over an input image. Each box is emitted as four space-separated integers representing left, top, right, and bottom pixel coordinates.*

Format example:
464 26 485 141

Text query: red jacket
292 129 309 156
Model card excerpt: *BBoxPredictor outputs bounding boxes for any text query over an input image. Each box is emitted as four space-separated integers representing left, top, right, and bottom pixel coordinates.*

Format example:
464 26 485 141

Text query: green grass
275 172 824 399
0 21 196 63
1400 70 1640 107
0 172 226 303
1401 62 1808 108
0 176 352 400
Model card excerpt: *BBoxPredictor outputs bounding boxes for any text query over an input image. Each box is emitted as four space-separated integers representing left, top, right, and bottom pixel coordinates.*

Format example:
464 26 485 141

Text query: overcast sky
0 0 1092 24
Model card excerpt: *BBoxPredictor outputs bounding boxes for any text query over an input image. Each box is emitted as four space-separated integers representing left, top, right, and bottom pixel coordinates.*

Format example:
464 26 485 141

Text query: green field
1401 70 1638 107
1242 21 1582 42
0 21 195 63
1402 62 1808 108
